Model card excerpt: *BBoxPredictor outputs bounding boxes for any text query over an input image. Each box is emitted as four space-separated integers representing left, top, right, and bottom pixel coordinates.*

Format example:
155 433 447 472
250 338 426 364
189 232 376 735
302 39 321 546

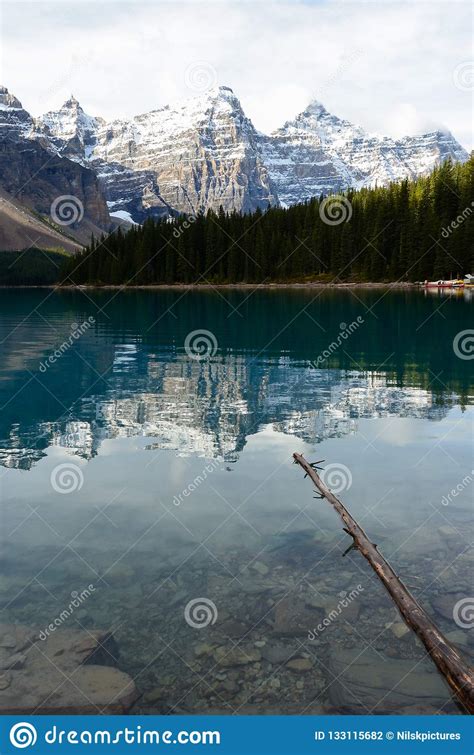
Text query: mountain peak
0 85 23 110
63 94 81 110
194 85 237 104
304 99 329 115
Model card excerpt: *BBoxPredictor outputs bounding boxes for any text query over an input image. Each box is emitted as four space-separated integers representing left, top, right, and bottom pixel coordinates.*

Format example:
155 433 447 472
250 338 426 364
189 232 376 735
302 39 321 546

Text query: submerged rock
251 561 270 576
389 622 410 639
0 622 138 714
272 596 318 636
261 643 299 665
328 646 450 711
213 646 261 667
286 658 313 673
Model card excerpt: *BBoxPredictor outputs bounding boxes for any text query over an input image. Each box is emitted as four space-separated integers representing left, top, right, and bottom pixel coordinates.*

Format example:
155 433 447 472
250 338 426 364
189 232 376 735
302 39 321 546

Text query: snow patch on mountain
26 84 470 217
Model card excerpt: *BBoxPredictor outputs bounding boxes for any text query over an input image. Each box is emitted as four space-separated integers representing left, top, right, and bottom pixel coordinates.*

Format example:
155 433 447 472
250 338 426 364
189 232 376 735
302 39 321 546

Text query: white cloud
1 0 472 149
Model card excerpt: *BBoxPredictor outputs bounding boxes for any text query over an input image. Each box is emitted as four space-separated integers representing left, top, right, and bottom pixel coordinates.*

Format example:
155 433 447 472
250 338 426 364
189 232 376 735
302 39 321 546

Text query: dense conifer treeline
61 156 473 285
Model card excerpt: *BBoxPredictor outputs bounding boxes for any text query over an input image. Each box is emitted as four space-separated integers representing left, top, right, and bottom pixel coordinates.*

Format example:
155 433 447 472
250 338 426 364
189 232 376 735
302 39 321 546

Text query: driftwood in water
293 451 474 714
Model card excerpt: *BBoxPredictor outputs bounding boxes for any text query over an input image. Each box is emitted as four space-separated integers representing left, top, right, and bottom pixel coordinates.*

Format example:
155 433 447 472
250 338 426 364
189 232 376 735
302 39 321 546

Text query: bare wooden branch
293 451 474 714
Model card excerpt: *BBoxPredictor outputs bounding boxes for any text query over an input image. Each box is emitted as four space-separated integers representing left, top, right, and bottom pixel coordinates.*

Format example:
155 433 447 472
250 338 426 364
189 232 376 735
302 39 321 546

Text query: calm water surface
0 288 472 714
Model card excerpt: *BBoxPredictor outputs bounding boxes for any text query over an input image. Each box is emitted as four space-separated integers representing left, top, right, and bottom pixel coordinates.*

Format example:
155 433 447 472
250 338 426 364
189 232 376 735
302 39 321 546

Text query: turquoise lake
0 288 472 714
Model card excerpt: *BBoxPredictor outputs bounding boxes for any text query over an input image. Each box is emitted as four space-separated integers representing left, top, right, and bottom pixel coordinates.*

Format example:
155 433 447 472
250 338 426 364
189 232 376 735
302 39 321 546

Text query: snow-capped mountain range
0 84 469 230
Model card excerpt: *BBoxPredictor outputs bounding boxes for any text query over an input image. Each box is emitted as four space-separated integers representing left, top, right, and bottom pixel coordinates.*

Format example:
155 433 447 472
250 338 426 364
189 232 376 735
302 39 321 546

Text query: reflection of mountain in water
0 342 453 470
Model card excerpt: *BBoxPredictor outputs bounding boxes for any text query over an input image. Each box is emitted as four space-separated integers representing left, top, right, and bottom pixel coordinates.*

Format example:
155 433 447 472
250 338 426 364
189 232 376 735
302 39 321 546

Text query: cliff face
37 87 278 221
258 101 469 205
35 87 468 222
0 87 112 247
0 83 469 235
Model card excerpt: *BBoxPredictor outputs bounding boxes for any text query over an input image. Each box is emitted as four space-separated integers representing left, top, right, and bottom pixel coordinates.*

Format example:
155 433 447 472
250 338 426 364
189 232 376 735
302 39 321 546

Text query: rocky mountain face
33 86 468 223
0 87 112 248
0 84 469 238
260 100 469 205
36 86 278 222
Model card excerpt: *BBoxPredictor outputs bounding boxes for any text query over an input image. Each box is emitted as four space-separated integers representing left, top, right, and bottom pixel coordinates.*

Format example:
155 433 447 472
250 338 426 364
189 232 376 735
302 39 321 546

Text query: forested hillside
61 156 473 285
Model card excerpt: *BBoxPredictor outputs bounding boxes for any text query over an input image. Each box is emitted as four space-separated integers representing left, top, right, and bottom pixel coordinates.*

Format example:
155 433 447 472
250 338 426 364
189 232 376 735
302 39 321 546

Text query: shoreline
0 281 419 290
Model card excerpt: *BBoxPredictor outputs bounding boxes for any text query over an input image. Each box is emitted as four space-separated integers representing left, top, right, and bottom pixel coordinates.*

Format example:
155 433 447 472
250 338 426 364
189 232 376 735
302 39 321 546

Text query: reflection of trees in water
0 289 471 469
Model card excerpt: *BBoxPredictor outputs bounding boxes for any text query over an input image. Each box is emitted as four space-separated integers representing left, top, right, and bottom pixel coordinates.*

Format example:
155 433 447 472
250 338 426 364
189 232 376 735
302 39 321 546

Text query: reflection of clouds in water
0 361 454 471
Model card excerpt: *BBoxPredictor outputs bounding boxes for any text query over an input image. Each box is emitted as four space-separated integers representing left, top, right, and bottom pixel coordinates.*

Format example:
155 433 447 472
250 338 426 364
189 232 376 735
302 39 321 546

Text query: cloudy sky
1 0 472 149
